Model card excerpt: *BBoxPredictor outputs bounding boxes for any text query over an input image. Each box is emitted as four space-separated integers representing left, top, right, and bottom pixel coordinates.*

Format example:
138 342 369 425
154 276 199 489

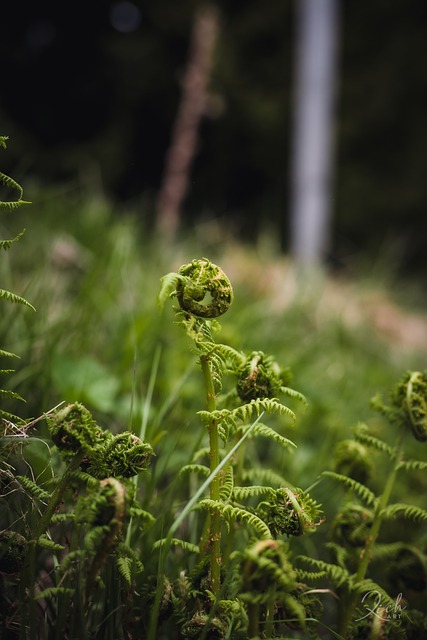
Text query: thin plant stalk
200 353 221 597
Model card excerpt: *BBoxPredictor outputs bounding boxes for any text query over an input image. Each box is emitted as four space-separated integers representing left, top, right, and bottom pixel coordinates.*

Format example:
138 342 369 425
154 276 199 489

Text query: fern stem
340 427 406 636
200 353 222 597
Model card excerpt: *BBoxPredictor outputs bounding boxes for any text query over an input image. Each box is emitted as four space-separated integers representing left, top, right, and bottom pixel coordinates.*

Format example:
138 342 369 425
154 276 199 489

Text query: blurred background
1 0 427 276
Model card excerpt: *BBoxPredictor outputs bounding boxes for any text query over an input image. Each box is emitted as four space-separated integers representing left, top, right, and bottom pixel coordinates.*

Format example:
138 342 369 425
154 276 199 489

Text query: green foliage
2 196 427 640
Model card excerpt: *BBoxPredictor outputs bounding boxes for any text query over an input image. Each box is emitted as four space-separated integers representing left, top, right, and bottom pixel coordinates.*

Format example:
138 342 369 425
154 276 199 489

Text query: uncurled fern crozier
153 258 321 639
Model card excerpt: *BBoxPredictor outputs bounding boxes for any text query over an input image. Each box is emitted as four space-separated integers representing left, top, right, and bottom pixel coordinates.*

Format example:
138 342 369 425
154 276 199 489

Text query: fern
115 542 144 585
397 458 427 471
232 397 296 425
200 498 272 539
354 423 394 457
34 587 74 601
37 535 65 551
322 471 377 506
296 555 350 587
219 466 234 501
241 421 297 450
349 578 404 616
380 502 427 523
0 229 26 251
157 271 181 309
153 538 200 554
0 288 35 311
241 468 290 488
232 485 275 501
179 463 210 478
16 475 50 501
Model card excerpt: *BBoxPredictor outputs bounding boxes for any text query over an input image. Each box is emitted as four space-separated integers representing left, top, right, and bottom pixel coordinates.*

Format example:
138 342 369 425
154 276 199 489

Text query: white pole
290 0 339 265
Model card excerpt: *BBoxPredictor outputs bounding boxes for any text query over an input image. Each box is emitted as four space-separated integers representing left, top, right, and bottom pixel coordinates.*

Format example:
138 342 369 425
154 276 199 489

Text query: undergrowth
0 147 426 638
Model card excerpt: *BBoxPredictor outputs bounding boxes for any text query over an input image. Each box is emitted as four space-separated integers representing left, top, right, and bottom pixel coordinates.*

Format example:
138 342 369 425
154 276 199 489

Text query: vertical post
290 0 339 265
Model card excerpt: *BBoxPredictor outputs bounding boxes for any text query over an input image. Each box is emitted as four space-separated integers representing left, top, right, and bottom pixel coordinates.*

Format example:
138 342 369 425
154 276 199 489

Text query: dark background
1 0 427 276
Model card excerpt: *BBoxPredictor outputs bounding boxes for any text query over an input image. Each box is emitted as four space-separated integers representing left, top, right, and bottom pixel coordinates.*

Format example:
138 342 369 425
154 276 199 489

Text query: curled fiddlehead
372 370 427 442
47 402 154 478
175 258 233 318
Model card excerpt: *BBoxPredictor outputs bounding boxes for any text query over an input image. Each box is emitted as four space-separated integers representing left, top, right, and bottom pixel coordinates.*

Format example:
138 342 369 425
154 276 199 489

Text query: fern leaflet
322 471 377 506
200 498 271 539
380 503 427 523
0 288 35 311
354 423 394 457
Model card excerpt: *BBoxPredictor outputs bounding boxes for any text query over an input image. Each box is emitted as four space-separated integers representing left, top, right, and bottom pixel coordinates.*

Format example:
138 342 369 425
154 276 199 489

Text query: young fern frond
232 397 296 425
153 538 200 554
322 471 377 506
397 458 427 471
379 503 427 523
232 485 275 501
296 555 350 587
0 229 26 251
37 535 64 551
115 542 144 585
354 423 394 457
219 466 234 501
34 587 74 601
239 422 297 450
241 468 290 488
158 271 181 310
280 386 308 406
324 541 349 569
349 578 404 615
0 389 25 402
180 463 210 478
0 288 35 311
200 499 272 539
16 475 50 502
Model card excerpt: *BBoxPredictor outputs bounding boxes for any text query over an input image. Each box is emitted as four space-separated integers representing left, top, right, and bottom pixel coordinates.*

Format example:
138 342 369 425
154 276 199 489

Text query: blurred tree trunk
290 0 340 265
156 4 219 239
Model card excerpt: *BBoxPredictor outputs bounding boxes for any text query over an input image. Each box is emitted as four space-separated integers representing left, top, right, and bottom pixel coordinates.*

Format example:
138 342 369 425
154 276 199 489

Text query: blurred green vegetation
2 187 426 486
1 187 427 633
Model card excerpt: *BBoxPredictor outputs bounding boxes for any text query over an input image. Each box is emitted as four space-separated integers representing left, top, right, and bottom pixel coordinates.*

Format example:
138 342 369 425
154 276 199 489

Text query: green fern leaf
232 397 296 424
232 485 276 501
398 459 427 471
116 555 132 585
37 535 65 551
322 471 377 506
241 468 290 488
244 422 297 450
152 538 200 554
16 475 50 501
179 463 210 478
296 555 349 587
350 578 405 617
0 229 26 252
354 423 394 456
280 386 308 406
200 498 272 538
0 349 19 358
219 466 234 501
380 503 427 523
158 272 180 309
0 389 25 402
0 288 35 311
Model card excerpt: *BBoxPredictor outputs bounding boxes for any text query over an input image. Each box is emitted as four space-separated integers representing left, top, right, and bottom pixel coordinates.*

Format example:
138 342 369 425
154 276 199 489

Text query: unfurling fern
156 258 317 636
